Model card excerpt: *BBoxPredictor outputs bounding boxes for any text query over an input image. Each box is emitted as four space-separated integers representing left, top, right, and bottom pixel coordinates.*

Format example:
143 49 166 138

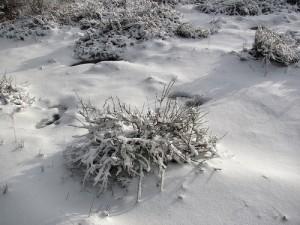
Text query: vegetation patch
249 26 299 66
0 75 34 107
195 0 296 16
64 82 217 194
0 15 52 40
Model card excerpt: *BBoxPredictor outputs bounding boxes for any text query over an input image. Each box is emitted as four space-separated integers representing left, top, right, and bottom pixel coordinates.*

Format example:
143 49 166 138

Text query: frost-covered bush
49 0 103 25
195 0 293 16
73 2 181 61
0 15 52 40
195 0 260 16
64 82 217 193
176 23 209 38
73 1 214 62
0 75 34 107
250 26 299 66
0 0 47 20
0 0 23 20
74 29 130 62
175 18 222 39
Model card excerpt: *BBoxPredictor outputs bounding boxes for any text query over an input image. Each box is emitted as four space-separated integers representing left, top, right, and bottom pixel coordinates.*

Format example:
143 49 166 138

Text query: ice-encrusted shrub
0 15 52 40
195 0 261 16
0 0 23 20
175 18 222 39
73 1 214 62
176 23 209 38
195 0 293 16
0 0 47 21
73 2 182 61
74 29 130 62
0 75 34 107
64 82 217 194
49 0 103 25
250 26 299 66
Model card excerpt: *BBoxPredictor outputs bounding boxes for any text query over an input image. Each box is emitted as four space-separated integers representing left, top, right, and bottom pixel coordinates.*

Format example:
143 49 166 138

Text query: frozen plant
195 0 294 16
195 0 261 16
48 0 104 25
64 81 217 195
176 18 222 39
249 26 300 66
0 15 52 40
0 75 34 107
73 1 211 62
73 1 182 62
176 23 209 39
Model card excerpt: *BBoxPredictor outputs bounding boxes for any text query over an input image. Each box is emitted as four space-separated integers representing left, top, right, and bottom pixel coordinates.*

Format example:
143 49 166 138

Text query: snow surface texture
1 2 300 225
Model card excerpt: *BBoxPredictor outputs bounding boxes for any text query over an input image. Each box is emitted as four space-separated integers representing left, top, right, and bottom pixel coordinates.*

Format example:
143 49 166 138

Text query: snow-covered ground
1 5 300 225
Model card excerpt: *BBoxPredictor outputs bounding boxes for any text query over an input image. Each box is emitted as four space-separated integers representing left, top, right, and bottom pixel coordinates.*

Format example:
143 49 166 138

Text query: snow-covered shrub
0 0 23 20
49 0 103 25
176 23 209 38
175 18 222 38
0 15 52 40
0 0 47 20
73 1 213 62
195 0 293 16
0 75 34 107
195 0 261 16
250 26 299 66
64 82 217 193
73 2 181 61
257 0 293 14
74 30 130 62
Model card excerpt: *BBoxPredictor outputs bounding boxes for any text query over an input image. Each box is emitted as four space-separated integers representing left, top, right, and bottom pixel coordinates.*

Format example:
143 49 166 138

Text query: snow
1 4 300 225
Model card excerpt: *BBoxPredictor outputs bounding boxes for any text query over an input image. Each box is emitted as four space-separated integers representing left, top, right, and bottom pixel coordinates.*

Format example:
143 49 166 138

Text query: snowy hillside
0 1 300 225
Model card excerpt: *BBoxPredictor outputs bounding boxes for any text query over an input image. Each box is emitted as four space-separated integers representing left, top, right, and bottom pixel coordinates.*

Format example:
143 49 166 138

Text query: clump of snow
0 16 52 41
0 75 34 107
195 0 296 16
64 82 217 193
249 26 300 66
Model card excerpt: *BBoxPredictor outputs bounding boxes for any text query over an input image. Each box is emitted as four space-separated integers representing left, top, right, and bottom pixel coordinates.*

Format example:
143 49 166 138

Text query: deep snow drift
0 4 300 225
